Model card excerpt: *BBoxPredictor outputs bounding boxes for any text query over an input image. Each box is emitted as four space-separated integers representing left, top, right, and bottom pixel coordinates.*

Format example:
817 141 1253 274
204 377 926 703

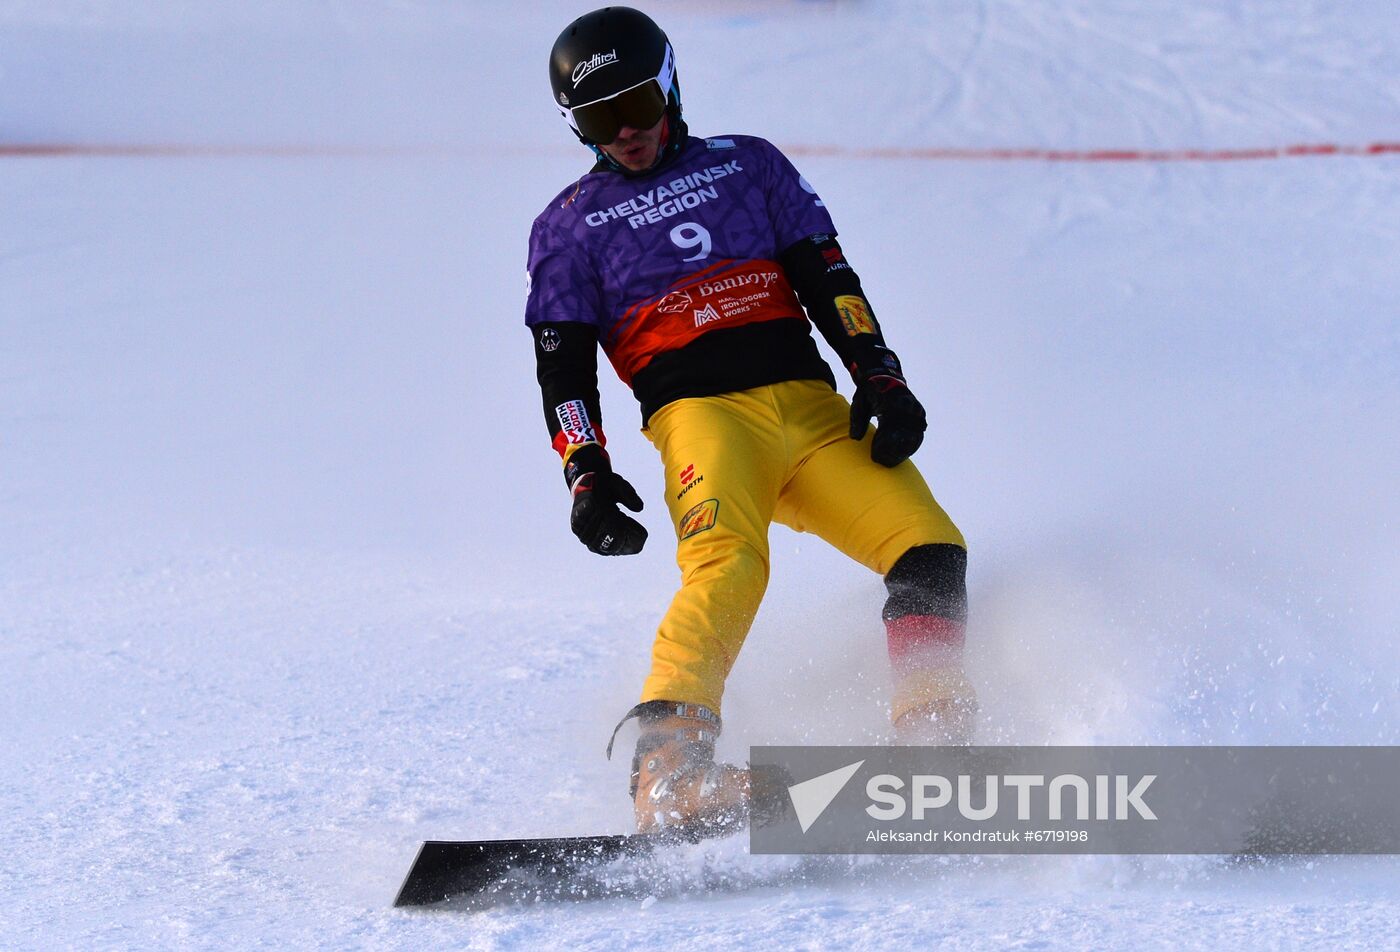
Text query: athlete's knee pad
883 543 967 671
882 543 967 624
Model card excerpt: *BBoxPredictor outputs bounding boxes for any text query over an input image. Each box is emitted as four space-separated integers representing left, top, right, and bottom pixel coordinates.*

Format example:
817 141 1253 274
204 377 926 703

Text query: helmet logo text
572 50 619 87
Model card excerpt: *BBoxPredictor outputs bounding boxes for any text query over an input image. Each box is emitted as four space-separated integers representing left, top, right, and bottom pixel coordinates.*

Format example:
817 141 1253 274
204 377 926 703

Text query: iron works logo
692 303 722 327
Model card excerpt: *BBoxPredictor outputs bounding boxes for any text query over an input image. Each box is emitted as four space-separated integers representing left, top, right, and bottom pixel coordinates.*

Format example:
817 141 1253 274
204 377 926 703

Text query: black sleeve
531 321 607 464
778 233 895 380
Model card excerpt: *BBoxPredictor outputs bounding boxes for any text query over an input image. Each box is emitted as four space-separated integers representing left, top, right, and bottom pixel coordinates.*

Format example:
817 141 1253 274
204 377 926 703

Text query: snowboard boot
892 667 979 745
607 701 790 838
894 692 979 745
883 545 977 745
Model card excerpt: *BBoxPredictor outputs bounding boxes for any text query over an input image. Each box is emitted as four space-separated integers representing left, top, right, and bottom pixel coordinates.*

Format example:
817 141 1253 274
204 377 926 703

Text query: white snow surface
3 1 1400 948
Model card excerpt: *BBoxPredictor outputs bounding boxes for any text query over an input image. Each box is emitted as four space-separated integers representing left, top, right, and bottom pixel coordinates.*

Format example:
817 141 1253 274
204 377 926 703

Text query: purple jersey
525 135 837 389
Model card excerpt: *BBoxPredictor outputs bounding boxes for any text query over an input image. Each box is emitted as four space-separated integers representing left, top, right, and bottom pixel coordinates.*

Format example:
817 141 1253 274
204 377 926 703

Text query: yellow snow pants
639 378 965 715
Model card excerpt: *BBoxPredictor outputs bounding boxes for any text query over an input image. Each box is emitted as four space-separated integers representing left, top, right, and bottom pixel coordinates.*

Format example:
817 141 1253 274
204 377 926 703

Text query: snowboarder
527 6 975 836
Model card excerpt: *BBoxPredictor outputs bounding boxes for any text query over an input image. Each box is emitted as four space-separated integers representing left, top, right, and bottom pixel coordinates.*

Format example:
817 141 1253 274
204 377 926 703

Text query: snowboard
393 834 657 907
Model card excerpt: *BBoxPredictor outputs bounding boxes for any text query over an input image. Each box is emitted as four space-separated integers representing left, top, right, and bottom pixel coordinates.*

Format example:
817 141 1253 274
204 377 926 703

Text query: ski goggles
568 79 668 144
560 43 675 145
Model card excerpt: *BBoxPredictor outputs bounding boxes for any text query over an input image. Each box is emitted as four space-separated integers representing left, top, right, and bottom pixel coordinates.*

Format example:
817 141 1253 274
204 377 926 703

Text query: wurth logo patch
554 399 597 445
676 463 704 500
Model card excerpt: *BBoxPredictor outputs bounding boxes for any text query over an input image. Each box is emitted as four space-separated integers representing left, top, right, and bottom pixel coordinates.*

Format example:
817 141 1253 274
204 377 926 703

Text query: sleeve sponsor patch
555 399 598 445
678 498 720 540
834 294 878 336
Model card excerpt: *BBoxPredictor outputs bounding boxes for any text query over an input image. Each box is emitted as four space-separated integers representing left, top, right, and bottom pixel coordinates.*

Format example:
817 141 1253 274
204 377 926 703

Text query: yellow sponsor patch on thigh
678 498 720 540
834 294 877 336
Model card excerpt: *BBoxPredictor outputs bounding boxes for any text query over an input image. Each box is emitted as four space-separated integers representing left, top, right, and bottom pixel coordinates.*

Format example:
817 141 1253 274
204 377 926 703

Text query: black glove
848 349 927 468
564 444 648 556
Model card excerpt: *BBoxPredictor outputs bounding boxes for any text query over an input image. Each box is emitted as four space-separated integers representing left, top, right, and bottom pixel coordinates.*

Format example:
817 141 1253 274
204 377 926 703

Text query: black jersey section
778 233 891 379
532 321 604 445
533 231 886 439
630 317 837 425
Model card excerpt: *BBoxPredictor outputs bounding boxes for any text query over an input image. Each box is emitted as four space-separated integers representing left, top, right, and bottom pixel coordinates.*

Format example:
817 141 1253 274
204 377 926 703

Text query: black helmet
549 7 681 146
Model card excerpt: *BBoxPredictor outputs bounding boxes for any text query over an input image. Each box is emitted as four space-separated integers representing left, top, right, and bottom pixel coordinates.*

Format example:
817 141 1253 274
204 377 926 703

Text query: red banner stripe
4 140 1398 162
782 141 1400 163
886 614 966 669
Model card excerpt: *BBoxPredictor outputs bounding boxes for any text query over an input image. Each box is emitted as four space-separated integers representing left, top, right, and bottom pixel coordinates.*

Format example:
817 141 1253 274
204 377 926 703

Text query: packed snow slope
2 1 1399 948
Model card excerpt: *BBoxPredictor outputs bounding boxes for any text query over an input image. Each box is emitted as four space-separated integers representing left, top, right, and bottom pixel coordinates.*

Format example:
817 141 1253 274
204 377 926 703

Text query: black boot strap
605 700 721 760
